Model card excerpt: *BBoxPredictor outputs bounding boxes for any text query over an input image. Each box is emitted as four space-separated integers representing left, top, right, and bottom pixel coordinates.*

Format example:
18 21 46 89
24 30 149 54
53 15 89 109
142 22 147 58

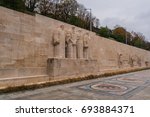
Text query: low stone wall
0 7 150 89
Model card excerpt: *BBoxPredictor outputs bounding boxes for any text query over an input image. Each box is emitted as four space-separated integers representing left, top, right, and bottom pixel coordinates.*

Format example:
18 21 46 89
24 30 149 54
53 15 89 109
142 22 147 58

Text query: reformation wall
0 7 150 89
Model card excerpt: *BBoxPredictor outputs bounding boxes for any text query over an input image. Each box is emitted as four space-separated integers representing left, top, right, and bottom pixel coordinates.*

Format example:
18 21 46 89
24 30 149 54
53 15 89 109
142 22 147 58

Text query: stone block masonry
0 7 150 89
47 58 99 79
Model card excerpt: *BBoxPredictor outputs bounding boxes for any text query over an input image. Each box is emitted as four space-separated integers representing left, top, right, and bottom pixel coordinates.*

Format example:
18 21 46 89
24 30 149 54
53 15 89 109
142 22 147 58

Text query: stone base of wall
0 67 49 89
0 67 149 92
0 75 49 89
0 67 47 78
0 58 100 89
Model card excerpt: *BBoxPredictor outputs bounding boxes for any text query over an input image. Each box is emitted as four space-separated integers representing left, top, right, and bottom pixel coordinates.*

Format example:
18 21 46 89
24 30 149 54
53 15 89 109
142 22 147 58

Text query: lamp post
124 27 128 44
85 8 92 31
125 29 128 44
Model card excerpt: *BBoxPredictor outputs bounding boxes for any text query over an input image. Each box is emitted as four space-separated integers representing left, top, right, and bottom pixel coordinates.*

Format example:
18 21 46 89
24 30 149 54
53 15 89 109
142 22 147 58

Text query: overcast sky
77 0 150 41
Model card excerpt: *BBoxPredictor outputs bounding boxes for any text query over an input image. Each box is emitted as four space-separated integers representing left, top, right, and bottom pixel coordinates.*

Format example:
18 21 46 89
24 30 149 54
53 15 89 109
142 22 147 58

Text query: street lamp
85 8 92 31
125 29 128 44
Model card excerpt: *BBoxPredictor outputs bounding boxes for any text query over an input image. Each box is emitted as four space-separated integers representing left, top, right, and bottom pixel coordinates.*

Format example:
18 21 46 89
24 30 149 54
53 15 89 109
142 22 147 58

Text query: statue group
52 25 90 59
117 53 143 68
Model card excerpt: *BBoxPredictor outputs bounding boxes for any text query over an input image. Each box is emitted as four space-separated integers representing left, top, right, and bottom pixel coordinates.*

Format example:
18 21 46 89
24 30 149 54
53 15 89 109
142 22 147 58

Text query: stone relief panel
117 53 132 68
116 48 150 69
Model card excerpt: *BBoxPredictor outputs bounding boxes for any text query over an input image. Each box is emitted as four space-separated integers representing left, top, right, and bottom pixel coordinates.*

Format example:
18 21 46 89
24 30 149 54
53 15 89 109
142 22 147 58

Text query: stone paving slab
0 70 150 100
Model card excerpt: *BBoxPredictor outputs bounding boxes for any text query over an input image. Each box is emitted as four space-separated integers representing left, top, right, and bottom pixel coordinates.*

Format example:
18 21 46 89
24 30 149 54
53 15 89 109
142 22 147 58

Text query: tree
131 32 146 49
98 26 112 38
35 0 54 15
76 4 94 30
24 0 39 12
1 0 26 11
113 26 127 43
76 4 87 20
58 0 78 22
144 41 150 50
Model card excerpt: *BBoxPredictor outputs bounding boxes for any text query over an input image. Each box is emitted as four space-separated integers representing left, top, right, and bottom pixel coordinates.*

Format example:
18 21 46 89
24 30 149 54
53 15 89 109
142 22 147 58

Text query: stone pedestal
47 58 99 78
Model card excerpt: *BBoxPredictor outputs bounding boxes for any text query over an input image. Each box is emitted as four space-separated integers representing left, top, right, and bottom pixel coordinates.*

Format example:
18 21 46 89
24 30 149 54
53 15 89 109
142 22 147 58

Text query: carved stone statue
130 55 137 67
72 27 77 58
52 29 60 58
65 31 73 58
137 56 142 67
117 53 123 68
145 61 149 67
128 56 134 67
52 25 65 58
83 32 89 59
76 30 83 59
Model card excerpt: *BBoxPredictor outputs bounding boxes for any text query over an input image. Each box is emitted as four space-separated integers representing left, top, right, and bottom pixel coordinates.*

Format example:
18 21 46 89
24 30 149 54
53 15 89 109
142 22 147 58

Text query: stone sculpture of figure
76 30 83 59
65 31 73 58
137 56 142 67
71 27 77 58
131 55 137 67
83 32 89 59
52 25 65 58
52 29 60 58
145 61 149 67
117 53 123 68
128 56 134 67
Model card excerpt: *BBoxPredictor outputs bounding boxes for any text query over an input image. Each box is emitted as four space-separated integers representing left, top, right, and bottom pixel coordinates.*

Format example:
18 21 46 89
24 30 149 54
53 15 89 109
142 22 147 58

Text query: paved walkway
0 70 150 100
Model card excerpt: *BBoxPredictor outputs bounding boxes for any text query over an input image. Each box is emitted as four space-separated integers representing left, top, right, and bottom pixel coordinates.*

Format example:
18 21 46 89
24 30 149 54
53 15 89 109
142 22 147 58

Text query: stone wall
0 7 150 88
47 58 99 79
